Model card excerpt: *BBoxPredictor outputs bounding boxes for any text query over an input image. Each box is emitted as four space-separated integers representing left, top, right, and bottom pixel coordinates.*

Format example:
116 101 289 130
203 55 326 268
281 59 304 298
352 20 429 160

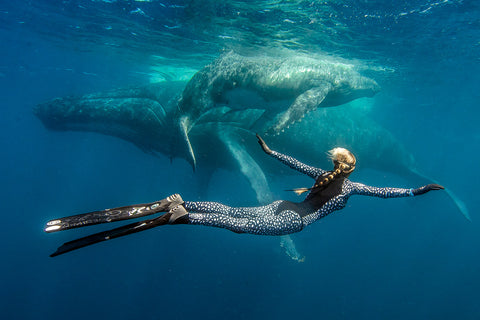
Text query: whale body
175 52 380 166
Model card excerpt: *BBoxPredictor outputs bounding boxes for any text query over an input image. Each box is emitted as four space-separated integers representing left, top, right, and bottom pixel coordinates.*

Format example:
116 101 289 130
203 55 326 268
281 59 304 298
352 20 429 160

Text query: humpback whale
175 52 380 167
34 53 470 223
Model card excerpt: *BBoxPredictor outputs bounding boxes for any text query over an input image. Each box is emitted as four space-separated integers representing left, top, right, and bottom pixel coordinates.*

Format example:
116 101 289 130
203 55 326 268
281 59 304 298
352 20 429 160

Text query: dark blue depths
0 1 479 320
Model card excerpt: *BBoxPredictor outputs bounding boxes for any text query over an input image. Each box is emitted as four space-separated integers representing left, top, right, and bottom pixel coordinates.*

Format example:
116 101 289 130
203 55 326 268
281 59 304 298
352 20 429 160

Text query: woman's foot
168 205 189 224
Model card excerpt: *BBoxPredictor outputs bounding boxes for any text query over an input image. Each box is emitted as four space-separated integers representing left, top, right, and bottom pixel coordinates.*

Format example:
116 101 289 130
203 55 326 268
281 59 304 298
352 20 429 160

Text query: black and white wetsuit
44 148 442 257
186 150 415 235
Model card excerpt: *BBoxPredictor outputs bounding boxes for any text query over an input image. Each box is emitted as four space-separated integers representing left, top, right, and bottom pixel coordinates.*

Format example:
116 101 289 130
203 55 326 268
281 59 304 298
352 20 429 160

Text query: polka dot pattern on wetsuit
183 151 414 235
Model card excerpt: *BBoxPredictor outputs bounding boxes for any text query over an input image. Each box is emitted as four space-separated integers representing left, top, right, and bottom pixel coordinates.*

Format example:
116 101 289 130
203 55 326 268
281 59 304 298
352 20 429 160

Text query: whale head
326 76 380 107
355 75 381 97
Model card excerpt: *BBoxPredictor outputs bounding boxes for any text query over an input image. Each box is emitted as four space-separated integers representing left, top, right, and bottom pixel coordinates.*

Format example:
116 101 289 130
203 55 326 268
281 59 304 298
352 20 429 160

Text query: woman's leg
186 201 304 235
184 201 264 218
49 205 189 257
46 199 306 256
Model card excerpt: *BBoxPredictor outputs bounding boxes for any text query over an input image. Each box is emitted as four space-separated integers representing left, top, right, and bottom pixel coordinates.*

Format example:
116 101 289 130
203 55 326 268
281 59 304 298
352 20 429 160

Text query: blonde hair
291 147 356 195
328 147 356 173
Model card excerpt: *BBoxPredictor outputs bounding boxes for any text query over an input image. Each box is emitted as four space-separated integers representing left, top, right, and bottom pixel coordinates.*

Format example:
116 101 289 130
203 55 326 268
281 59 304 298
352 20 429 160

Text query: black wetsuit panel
303 173 346 210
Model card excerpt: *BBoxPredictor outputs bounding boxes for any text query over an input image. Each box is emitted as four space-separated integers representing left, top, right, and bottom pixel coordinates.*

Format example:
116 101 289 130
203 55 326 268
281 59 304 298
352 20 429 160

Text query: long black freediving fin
45 194 185 233
50 214 171 257
44 201 172 233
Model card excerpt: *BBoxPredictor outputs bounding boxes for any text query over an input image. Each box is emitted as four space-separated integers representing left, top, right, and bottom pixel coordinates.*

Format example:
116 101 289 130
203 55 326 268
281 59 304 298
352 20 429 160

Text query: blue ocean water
1 1 479 319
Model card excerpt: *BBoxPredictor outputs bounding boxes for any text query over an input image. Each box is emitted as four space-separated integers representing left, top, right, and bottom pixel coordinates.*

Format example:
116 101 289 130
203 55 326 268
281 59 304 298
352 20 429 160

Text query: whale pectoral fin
217 128 273 204
409 168 471 221
265 85 332 135
217 129 305 262
444 187 471 221
178 116 197 171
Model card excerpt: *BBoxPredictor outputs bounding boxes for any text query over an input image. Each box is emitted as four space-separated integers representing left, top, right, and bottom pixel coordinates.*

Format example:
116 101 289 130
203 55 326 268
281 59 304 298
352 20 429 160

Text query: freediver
45 134 444 257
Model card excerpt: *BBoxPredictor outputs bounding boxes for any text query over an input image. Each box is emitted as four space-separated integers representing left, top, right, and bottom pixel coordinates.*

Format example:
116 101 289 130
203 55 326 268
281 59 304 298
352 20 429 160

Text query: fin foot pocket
168 205 188 224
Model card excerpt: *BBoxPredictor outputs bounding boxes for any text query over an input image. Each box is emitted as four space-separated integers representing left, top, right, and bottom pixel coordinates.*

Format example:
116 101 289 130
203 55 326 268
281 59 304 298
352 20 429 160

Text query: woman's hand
412 184 445 196
256 134 272 154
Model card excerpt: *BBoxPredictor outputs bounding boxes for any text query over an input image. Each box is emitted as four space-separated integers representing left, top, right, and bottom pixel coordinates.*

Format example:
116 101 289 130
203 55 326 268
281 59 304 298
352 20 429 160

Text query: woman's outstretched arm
349 182 444 198
256 134 325 178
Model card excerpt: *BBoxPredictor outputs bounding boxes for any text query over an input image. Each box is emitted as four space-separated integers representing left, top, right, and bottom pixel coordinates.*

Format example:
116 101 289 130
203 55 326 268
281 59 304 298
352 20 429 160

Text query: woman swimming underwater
45 135 444 257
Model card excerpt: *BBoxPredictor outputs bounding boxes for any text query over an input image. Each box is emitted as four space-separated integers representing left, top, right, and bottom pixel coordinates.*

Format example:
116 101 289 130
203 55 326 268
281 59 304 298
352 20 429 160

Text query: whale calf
175 52 380 166
179 52 380 134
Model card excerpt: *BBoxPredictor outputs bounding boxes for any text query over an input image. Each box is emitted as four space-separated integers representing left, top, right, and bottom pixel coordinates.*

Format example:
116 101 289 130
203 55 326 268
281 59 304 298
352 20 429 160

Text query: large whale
35 81 186 157
34 53 469 224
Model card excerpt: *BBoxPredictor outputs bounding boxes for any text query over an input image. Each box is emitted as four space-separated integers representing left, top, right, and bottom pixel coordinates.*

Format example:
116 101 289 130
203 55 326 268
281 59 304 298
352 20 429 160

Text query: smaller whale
178 51 380 133
175 51 380 167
